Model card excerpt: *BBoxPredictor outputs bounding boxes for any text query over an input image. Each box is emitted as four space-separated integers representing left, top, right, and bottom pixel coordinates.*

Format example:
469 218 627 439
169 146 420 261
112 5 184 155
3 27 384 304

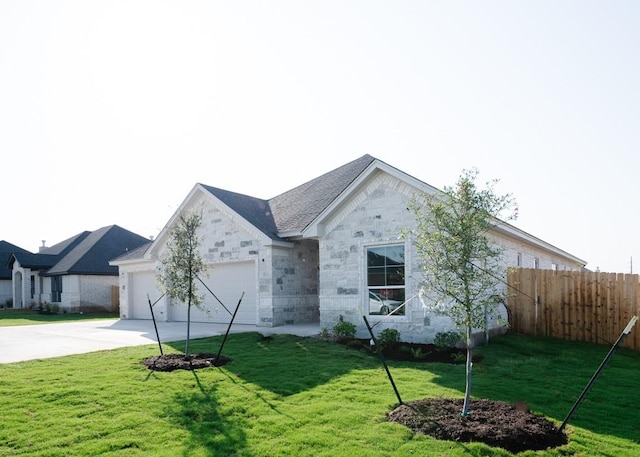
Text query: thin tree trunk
461 327 473 416
185 298 191 359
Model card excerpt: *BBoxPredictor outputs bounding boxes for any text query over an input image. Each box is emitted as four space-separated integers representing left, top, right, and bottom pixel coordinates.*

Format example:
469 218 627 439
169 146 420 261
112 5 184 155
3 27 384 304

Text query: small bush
319 327 331 340
434 331 462 349
377 328 400 351
332 315 356 341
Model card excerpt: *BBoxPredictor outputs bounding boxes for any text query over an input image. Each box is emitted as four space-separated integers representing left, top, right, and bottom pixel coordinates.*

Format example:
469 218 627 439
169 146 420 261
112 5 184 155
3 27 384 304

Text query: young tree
157 211 206 359
406 168 517 416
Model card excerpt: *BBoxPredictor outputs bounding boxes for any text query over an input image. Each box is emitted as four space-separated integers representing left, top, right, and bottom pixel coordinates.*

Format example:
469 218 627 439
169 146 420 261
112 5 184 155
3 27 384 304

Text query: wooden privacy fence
506 268 640 351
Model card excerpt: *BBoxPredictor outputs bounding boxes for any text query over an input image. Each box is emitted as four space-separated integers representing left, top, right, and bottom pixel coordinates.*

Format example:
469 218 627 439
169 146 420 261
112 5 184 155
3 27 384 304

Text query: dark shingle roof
199 185 280 239
268 154 376 233
109 241 153 263
201 154 376 238
0 241 32 280
9 232 91 271
45 225 150 276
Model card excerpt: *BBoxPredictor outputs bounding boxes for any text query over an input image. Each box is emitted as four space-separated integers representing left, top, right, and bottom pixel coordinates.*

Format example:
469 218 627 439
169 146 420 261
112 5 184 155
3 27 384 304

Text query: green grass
0 309 118 326
0 332 638 456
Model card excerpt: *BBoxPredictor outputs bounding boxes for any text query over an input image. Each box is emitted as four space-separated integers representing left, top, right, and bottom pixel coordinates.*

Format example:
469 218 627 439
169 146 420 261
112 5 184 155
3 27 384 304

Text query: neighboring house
110 155 586 342
0 241 31 307
8 225 150 312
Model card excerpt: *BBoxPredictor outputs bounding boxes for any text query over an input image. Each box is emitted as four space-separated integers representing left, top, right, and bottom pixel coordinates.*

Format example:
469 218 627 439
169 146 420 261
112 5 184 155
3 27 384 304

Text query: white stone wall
269 240 319 325
496 234 582 271
319 174 431 340
319 173 575 343
0 280 12 306
60 275 118 312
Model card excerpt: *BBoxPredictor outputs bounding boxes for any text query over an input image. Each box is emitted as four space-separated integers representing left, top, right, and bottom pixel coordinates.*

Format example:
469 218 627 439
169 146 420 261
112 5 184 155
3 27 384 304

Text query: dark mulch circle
141 353 232 372
388 398 568 454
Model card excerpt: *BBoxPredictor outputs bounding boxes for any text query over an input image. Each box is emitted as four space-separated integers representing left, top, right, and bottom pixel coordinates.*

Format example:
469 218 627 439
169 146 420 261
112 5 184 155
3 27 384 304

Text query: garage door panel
131 271 159 320
169 261 256 325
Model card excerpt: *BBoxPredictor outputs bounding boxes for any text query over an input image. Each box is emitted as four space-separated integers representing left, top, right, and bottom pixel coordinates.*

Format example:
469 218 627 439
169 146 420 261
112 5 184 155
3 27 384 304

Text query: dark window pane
368 268 386 286
387 266 405 286
367 248 387 267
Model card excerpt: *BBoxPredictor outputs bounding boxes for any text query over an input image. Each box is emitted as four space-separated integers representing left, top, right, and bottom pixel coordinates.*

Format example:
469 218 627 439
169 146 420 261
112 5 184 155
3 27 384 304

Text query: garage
130 271 161 320
169 261 257 325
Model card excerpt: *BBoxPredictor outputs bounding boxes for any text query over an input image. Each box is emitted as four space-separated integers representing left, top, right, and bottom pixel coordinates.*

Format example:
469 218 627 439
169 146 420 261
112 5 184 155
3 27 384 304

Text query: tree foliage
406 168 517 415
156 210 206 358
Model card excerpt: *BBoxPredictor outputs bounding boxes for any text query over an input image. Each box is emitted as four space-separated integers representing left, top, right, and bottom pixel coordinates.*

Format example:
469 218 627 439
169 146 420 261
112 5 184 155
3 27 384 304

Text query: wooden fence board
507 269 640 351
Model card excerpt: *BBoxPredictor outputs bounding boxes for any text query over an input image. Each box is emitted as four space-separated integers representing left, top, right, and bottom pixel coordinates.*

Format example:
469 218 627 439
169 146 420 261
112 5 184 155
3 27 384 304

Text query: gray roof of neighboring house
110 241 153 263
8 226 150 276
201 154 376 239
8 232 91 272
0 241 32 280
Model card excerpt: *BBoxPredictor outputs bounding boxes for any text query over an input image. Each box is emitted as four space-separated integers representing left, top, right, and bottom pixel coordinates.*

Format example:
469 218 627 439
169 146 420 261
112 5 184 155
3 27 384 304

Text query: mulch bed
141 353 232 372
338 338 482 364
388 398 568 454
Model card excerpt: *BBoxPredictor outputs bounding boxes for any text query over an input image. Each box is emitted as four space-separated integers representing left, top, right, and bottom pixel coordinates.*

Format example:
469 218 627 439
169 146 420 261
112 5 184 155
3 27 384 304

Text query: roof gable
199 185 279 239
8 232 91 272
268 154 376 233
0 241 32 280
45 225 150 276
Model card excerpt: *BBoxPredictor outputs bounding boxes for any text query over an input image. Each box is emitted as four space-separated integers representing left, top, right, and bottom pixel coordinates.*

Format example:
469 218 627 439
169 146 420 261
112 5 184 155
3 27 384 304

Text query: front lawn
0 332 638 456
0 309 118 326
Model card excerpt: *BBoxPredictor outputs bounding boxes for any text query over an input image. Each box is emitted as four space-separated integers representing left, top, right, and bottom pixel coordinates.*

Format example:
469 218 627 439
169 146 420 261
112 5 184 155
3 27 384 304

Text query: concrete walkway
0 319 321 364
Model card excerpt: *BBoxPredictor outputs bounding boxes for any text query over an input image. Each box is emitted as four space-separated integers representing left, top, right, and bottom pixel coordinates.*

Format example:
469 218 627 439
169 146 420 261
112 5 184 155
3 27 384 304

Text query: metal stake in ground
559 315 638 433
215 292 245 363
147 293 166 355
363 315 403 405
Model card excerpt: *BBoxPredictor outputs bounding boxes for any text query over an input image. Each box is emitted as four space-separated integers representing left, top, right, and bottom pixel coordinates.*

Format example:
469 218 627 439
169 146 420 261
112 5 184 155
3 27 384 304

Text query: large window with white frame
367 244 405 316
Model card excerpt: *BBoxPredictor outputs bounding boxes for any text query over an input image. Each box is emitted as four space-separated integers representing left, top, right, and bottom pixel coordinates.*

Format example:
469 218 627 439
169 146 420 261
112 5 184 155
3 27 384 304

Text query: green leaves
157 211 206 309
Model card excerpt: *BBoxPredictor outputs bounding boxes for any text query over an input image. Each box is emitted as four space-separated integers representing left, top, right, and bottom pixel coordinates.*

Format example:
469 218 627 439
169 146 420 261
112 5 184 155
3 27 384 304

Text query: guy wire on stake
147 293 166 355
559 315 638 433
197 274 232 315
360 294 419 406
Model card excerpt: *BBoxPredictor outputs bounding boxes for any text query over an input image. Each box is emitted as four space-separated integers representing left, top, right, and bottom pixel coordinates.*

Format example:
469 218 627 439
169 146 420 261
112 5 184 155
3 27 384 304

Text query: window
516 252 522 267
534 258 539 269
367 245 405 316
551 263 558 271
51 276 62 303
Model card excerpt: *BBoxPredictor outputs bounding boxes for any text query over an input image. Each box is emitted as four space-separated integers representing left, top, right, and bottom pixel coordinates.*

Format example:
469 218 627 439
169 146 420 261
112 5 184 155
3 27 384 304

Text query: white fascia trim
492 221 587 266
109 258 155 268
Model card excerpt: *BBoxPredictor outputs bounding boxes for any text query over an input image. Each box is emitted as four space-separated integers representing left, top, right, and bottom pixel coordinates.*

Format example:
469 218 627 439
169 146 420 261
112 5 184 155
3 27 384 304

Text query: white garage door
130 271 161 320
169 261 257 325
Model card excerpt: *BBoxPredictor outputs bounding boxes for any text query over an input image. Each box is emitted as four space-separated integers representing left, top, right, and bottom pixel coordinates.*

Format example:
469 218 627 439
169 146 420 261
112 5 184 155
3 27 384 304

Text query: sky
1 1 638 273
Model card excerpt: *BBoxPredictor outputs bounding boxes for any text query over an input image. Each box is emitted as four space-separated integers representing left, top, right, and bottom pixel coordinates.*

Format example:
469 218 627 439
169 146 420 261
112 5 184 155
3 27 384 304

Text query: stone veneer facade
318 172 582 343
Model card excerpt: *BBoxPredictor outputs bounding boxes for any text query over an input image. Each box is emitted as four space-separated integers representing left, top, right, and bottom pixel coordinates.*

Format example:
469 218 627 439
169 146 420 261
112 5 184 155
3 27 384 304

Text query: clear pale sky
1 1 638 273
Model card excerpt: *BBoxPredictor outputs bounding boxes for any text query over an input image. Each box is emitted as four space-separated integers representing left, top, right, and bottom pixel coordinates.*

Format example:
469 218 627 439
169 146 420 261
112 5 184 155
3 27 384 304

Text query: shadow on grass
162 370 248 456
423 332 640 444
165 332 378 397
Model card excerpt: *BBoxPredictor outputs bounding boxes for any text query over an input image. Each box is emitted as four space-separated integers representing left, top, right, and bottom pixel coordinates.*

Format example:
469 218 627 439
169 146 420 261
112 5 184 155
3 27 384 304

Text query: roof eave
492 221 587 266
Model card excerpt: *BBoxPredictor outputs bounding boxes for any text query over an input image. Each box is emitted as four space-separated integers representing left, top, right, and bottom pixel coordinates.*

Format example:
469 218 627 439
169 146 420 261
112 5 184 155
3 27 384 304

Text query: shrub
377 328 400 351
319 327 331 340
434 331 462 349
332 315 356 341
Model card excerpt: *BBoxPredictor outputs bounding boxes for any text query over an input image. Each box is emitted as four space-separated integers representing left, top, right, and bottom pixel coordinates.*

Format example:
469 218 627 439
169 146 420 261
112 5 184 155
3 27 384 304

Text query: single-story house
110 155 586 342
8 225 150 312
0 241 31 307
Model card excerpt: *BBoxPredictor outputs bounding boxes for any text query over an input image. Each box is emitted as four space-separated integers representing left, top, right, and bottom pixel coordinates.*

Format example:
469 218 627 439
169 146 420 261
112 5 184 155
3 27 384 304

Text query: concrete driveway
0 319 320 364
